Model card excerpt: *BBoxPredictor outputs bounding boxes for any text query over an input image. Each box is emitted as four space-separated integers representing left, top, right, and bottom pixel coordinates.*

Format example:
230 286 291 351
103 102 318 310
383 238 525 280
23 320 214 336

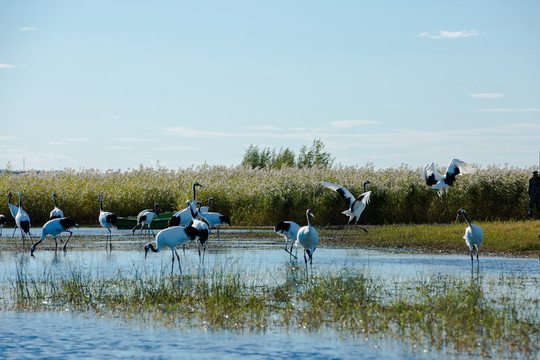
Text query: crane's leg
107 229 113 250
286 240 297 259
353 219 369 233
171 250 175 275
175 249 182 274
12 227 17 237
20 228 25 247
340 220 352 240
62 231 73 252
303 250 308 272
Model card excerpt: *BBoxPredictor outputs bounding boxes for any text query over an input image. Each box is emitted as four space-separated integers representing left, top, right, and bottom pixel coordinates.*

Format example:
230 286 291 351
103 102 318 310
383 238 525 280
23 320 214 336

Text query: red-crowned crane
98 195 117 250
132 203 160 235
456 209 484 263
7 192 20 237
31 217 78 255
168 182 202 227
297 209 319 271
49 193 64 219
421 158 475 197
274 220 300 258
144 225 200 274
321 180 371 239
197 199 231 240
188 200 211 260
10 192 32 246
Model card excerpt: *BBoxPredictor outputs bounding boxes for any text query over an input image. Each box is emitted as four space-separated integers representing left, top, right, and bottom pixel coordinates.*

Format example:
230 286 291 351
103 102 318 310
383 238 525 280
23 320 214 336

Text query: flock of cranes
1 158 486 272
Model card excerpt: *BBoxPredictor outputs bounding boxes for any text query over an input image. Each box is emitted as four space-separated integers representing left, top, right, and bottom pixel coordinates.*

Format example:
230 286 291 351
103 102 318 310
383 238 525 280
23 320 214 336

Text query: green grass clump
321 220 540 257
6 265 539 358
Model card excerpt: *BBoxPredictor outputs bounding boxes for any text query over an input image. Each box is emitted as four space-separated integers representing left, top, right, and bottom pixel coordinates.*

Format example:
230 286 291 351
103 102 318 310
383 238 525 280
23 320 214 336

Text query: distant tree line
241 139 334 169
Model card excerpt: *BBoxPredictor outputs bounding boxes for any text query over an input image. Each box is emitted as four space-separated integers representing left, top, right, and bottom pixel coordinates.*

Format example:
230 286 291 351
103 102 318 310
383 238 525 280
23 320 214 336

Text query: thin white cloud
245 125 281 131
0 136 16 141
419 30 480 39
0 64 16 69
108 137 156 142
20 27 43 31
470 93 505 98
476 108 540 112
150 145 198 151
105 146 134 151
64 138 89 142
330 120 381 128
48 141 64 145
476 108 513 112
108 115 121 119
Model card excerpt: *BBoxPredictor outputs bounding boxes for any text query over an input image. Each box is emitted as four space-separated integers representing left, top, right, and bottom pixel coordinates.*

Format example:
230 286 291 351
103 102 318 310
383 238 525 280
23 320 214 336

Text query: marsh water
1 228 539 359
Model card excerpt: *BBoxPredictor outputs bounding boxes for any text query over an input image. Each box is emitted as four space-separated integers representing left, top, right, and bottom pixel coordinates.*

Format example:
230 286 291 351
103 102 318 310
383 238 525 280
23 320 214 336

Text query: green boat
117 211 175 230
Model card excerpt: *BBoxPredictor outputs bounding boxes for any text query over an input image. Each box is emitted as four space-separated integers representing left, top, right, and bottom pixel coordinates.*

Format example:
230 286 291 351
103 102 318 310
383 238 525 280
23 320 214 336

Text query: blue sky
1 1 539 171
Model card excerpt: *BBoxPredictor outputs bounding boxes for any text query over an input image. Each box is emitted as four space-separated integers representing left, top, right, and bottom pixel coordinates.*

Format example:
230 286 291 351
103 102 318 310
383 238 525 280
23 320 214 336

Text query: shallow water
0 311 460 360
1 229 539 359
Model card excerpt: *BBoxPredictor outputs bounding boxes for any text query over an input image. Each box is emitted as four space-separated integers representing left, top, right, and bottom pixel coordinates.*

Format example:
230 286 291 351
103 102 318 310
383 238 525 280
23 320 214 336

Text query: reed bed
0 164 534 226
6 264 539 358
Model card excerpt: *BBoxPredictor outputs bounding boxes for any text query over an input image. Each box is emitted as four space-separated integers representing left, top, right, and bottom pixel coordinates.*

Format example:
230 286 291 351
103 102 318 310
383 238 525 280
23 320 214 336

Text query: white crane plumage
296 209 319 270
197 199 231 240
144 225 200 274
132 203 161 235
274 220 300 258
456 209 483 263
168 182 202 227
421 158 475 197
321 180 371 238
11 192 32 246
49 192 64 219
98 194 117 250
31 217 78 255
188 200 211 260
7 192 20 238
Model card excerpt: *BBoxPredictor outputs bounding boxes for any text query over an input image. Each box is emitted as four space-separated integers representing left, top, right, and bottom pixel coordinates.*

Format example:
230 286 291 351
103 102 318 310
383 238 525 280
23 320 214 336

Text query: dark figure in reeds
527 170 540 219
456 209 483 263
0 214 7 236
31 217 78 256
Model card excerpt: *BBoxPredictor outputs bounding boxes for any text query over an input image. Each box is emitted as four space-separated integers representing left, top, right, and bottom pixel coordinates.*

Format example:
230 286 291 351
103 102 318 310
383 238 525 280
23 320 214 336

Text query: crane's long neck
147 243 159 253
306 212 312 227
463 213 472 227
363 182 367 192
99 196 104 212
53 194 58 208
192 183 197 202
188 201 198 220
18 192 22 208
